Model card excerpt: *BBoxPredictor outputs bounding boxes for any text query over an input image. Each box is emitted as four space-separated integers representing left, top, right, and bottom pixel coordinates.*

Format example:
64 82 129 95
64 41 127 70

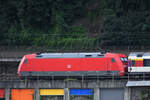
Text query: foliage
0 0 94 50
141 89 150 100
100 0 150 46
1 0 150 50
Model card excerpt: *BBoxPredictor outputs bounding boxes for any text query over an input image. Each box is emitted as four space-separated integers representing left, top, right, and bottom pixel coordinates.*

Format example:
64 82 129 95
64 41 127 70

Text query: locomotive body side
18 52 127 77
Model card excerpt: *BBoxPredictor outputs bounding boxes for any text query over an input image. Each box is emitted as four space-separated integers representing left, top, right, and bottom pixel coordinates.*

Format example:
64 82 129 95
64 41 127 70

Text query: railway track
1 73 150 81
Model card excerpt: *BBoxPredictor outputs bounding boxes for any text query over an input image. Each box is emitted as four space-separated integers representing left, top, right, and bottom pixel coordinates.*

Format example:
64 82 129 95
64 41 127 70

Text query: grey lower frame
20 71 120 77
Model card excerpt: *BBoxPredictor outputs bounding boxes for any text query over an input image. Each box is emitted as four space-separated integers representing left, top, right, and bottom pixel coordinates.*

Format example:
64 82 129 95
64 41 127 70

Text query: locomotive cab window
120 58 128 62
124 58 128 62
120 58 124 61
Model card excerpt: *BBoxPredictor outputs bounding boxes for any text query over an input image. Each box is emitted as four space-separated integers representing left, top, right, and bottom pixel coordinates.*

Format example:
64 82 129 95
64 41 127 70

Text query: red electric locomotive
18 52 127 77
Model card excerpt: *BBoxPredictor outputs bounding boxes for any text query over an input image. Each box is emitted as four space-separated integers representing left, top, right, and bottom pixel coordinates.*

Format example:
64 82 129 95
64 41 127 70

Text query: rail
0 73 150 81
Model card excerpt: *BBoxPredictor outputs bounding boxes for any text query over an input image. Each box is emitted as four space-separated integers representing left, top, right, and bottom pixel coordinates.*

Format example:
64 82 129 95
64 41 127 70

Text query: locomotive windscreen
143 59 150 66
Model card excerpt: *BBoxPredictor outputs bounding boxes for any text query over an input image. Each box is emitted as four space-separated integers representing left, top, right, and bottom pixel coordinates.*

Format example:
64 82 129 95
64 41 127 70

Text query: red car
18 52 127 77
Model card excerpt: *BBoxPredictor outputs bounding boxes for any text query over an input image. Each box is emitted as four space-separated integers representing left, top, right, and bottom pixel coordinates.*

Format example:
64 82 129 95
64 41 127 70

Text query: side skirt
20 71 120 77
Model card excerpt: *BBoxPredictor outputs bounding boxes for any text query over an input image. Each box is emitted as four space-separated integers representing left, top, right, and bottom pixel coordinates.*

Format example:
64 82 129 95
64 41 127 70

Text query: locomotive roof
35 52 105 58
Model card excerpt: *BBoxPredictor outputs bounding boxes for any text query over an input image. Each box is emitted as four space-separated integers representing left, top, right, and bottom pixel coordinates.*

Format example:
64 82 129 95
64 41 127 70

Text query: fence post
94 88 100 100
35 88 40 100
5 88 10 100
124 87 131 100
64 88 69 100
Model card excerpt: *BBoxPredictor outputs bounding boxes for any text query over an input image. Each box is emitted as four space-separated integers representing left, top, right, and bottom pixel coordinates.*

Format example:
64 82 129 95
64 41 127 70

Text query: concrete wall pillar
5 88 10 100
124 87 131 100
64 88 69 100
34 88 40 100
94 88 100 100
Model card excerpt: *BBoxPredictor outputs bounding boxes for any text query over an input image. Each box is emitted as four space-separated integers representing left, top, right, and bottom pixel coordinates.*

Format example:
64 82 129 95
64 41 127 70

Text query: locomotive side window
112 58 115 62
24 59 28 64
143 59 150 66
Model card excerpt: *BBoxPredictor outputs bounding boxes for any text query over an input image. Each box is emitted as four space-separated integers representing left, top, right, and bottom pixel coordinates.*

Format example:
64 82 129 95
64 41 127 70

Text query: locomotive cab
105 53 127 76
120 57 128 71
17 54 35 76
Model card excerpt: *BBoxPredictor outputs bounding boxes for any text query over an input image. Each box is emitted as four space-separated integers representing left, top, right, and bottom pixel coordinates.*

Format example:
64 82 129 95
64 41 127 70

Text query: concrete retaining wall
0 79 131 100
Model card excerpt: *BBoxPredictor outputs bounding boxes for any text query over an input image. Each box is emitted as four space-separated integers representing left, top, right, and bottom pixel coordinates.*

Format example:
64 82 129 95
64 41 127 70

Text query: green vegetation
100 0 150 46
141 89 150 100
1 0 150 51
70 95 93 100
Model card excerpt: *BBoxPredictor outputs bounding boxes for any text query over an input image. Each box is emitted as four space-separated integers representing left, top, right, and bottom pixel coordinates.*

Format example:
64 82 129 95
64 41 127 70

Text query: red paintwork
135 60 143 67
129 60 143 67
0 89 5 98
18 52 127 76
